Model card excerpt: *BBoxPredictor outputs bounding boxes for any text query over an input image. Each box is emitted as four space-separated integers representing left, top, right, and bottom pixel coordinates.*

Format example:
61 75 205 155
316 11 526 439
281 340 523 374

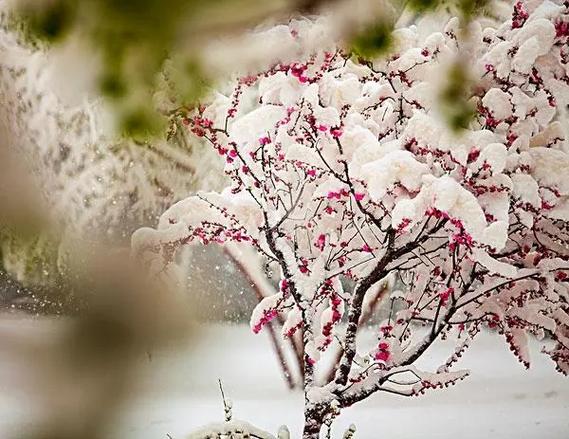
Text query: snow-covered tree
134 2 569 437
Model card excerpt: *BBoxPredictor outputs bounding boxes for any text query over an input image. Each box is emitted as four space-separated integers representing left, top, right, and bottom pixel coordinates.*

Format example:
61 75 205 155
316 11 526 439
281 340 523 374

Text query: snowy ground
0 318 568 438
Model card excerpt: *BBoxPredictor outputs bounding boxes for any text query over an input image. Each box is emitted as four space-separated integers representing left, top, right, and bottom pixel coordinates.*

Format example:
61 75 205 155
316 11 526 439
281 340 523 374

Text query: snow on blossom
480 220 510 251
411 368 470 395
349 137 399 174
509 301 557 333
482 88 513 120
250 293 283 334
229 105 287 147
360 151 429 200
282 307 303 338
549 198 569 221
259 71 305 106
392 199 418 231
434 177 506 248
472 248 518 277
482 40 513 79
512 18 556 56
313 105 341 128
319 72 361 108
529 121 565 148
286 143 323 168
472 143 508 174
512 37 542 73
531 0 564 20
506 328 531 368
529 147 569 195
511 173 541 208
402 112 444 151
511 89 556 127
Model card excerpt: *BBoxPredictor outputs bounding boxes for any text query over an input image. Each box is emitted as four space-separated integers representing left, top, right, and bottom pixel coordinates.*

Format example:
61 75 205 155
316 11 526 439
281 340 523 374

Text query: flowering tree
134 2 569 437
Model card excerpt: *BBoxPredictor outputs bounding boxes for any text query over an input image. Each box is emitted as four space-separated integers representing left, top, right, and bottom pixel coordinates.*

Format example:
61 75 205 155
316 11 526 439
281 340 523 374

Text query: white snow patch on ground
0 319 567 438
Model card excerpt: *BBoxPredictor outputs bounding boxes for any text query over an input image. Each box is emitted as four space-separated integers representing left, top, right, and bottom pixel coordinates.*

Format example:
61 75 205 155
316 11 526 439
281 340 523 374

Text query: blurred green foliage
0 230 60 287
439 61 476 131
350 20 395 59
457 0 491 19
15 0 218 138
22 0 76 42
14 0 327 139
407 0 444 13
407 0 491 19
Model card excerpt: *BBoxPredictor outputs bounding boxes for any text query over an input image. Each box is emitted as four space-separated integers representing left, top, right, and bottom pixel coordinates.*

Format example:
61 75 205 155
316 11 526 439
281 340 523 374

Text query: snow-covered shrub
134 2 569 437
0 2 222 293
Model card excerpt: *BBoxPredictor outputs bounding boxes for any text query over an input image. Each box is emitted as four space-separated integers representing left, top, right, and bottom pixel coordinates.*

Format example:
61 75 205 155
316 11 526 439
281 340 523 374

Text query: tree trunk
302 412 323 439
302 381 324 438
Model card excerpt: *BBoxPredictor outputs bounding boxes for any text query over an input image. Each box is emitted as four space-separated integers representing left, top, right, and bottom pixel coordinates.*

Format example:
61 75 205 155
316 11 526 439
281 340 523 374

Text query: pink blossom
548 96 557 107
253 309 278 334
512 1 529 29
449 232 473 251
375 351 390 361
330 127 343 138
397 217 412 232
555 20 569 38
290 63 307 77
314 234 326 251
290 63 308 83
506 132 518 146
467 148 480 163
375 342 391 362
439 287 454 306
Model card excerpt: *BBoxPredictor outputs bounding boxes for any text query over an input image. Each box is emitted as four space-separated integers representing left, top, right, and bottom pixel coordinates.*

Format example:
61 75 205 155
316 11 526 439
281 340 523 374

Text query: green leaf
351 21 394 59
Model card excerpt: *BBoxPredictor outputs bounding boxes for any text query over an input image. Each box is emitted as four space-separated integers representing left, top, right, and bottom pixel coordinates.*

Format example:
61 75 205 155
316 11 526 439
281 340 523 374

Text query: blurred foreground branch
8 248 193 439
